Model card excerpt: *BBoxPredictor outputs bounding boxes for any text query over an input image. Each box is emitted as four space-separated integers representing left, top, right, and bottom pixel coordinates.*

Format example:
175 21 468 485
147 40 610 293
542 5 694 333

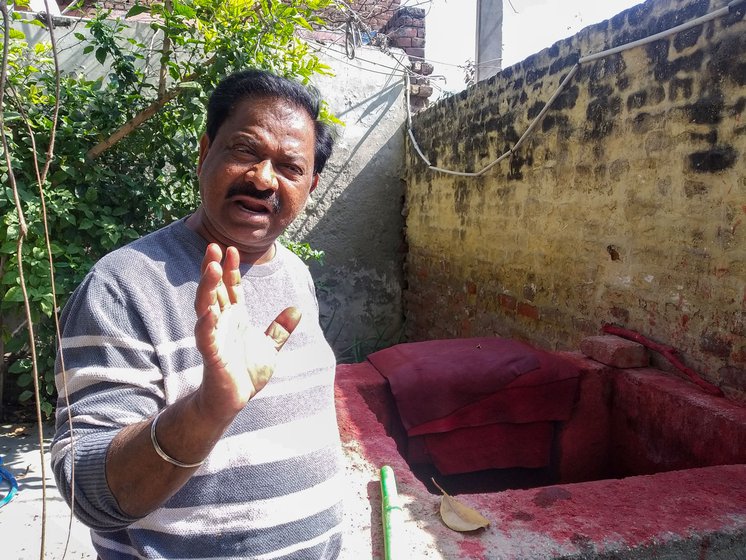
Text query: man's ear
197 133 210 174
310 174 320 194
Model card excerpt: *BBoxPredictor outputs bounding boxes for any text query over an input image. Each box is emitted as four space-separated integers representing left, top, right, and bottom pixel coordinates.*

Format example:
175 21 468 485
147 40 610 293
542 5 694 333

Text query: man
51 70 344 559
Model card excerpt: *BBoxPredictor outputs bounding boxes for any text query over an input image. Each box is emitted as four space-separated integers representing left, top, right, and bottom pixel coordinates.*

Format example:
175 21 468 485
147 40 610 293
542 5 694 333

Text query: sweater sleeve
51 269 165 531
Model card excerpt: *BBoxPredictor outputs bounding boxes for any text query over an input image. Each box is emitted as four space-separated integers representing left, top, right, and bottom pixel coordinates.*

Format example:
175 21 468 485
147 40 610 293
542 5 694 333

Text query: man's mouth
233 196 274 214
226 183 281 214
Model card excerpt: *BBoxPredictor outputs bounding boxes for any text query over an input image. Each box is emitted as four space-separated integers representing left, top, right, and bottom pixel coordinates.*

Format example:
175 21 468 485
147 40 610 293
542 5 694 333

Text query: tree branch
158 0 172 98
86 60 213 161
0 3 46 558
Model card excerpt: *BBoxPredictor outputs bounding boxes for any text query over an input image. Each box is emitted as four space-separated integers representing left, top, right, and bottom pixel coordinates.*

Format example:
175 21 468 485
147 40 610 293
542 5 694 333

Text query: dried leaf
432 478 490 532
2 425 29 438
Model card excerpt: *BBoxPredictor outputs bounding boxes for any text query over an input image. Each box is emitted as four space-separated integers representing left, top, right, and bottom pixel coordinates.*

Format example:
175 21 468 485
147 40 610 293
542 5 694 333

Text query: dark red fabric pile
367 338 580 474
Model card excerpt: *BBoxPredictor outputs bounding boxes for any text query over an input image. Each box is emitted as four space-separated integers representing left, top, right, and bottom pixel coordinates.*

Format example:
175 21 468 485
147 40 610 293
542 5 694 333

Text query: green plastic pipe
380 465 403 560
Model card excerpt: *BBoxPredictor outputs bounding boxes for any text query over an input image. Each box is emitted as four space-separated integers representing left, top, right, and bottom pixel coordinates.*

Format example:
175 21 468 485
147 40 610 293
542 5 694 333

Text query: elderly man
51 70 344 559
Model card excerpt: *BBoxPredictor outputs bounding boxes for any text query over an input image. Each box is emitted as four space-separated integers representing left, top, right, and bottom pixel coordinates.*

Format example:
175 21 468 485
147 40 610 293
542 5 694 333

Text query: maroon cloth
411 422 555 474
407 350 580 436
368 338 541 432
367 338 581 475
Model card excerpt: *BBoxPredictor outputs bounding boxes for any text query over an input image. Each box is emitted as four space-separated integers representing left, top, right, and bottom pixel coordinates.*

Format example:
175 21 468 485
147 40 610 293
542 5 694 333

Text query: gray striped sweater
51 218 344 559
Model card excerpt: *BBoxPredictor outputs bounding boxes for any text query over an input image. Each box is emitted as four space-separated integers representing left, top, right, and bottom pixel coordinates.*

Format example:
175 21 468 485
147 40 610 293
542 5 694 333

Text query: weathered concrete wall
404 0 746 399
289 45 408 361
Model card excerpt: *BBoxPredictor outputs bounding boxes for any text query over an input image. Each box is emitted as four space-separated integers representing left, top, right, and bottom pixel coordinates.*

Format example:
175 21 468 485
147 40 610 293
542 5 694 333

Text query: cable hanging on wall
406 0 746 178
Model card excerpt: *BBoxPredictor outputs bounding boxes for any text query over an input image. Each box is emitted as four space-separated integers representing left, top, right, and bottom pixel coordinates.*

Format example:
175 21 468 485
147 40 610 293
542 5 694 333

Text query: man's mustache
226 182 281 214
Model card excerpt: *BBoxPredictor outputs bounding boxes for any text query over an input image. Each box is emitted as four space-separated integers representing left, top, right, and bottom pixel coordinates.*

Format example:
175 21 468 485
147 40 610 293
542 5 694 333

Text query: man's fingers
197 244 234 312
195 260 222 314
223 246 244 305
265 307 302 351
200 243 222 274
215 279 230 311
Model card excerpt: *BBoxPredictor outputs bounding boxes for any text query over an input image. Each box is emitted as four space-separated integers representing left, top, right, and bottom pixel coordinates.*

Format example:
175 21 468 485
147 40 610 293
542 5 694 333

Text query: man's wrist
151 410 205 468
192 380 247 427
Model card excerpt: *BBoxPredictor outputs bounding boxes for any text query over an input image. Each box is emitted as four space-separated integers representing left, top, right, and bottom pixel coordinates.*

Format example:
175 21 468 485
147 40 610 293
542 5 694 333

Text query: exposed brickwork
318 0 401 31
380 7 433 111
580 335 650 368
404 0 746 400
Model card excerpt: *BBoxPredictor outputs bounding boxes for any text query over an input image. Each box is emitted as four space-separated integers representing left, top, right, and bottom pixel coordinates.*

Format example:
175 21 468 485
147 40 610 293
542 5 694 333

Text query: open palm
194 244 301 421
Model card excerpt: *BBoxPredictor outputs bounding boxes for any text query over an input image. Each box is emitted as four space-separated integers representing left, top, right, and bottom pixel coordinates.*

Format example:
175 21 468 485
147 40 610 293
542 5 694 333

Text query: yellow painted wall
404 0 746 399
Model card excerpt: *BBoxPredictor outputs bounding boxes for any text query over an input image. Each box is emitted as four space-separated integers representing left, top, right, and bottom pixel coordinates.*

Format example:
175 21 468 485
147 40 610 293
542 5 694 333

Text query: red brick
389 26 417 38
580 335 650 368
499 294 517 311
700 330 733 358
517 302 540 320
610 306 630 323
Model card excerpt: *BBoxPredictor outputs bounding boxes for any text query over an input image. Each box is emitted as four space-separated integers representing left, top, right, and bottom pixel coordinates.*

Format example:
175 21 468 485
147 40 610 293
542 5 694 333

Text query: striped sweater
51 218 344 559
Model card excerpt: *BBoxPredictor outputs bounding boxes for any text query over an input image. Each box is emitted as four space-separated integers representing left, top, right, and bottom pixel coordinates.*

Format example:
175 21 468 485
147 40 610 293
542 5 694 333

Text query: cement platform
335 360 746 559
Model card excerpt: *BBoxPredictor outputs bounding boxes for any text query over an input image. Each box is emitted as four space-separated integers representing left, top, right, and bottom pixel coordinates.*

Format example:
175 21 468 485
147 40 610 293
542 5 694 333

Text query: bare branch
0 3 45 559
40 1 62 186
158 0 173 98
40 3 78 559
0 8 27 242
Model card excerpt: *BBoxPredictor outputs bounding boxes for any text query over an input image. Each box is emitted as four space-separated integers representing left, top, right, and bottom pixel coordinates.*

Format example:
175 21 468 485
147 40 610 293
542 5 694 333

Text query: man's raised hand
194 244 301 423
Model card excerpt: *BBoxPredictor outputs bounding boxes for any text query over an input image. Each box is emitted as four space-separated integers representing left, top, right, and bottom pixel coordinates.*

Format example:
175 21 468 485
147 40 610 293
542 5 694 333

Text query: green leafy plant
279 237 325 264
1 0 338 417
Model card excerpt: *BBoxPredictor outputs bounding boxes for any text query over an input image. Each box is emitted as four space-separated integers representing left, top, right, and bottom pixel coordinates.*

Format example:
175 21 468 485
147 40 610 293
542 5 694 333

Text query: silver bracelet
150 410 205 469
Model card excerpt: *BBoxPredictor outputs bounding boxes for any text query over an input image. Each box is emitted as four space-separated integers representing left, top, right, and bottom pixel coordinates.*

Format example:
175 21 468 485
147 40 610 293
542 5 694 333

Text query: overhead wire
406 0 746 177
324 0 457 98
312 42 451 96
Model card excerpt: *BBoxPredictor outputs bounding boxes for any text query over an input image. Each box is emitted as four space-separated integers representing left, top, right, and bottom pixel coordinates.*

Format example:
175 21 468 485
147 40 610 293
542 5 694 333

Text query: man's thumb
265 307 302 351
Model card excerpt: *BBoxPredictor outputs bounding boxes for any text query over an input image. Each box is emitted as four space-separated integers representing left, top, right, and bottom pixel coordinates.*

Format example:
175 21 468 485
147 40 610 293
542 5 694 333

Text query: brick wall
322 0 401 31
404 0 746 400
380 7 433 111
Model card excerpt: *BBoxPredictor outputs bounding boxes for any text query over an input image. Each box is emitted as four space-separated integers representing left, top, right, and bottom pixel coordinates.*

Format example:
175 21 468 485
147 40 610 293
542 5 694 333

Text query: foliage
0 0 337 416
279 236 325 264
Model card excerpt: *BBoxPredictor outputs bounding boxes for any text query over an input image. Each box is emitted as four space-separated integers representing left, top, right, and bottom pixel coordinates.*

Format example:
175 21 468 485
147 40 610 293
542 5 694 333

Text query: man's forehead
228 95 312 124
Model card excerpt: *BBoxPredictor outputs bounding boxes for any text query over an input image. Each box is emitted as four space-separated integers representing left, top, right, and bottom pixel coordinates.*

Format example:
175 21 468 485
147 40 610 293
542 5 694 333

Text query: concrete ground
0 423 389 560
0 422 383 560
0 423 96 560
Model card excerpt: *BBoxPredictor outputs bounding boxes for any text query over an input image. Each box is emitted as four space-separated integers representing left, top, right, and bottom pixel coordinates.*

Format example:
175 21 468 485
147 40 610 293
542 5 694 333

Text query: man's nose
247 159 278 191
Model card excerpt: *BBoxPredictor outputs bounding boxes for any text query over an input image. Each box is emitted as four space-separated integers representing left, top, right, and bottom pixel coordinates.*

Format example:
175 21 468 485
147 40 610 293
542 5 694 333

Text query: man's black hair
206 70 334 175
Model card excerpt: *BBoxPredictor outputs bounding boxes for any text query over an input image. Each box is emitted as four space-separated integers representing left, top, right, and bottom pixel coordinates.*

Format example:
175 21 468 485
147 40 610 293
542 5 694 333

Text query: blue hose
0 456 18 508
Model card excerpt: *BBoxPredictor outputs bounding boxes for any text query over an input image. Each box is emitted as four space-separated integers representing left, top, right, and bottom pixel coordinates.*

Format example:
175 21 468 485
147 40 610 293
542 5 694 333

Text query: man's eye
283 164 303 175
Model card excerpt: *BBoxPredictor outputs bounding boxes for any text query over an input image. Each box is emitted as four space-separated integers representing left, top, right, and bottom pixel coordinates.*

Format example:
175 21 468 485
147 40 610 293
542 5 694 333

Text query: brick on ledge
406 47 425 59
580 335 650 368
416 85 433 98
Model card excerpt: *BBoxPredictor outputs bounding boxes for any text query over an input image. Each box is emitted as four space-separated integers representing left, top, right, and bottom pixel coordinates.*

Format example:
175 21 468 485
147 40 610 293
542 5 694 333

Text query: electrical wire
408 0 746 177
310 38 451 95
